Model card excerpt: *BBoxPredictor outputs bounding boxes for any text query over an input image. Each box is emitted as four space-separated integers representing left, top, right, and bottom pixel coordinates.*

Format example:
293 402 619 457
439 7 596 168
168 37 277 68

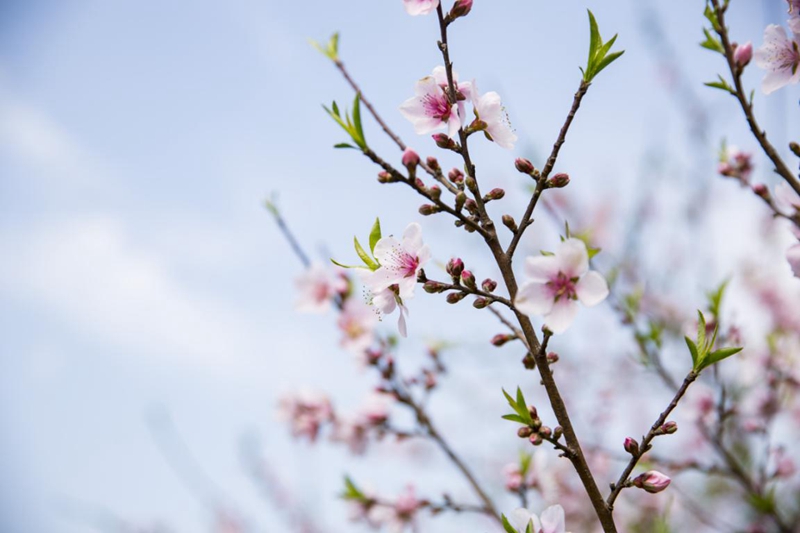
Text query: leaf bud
446 292 466 304
472 297 489 309
502 214 518 232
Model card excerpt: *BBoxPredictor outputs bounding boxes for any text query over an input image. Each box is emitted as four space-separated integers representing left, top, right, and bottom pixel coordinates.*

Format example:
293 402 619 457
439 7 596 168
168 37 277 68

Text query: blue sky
1 0 798 531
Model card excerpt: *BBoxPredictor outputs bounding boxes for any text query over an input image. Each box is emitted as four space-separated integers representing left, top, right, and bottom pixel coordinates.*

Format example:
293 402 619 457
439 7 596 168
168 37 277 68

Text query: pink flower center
385 248 420 278
421 92 452 122
547 272 578 301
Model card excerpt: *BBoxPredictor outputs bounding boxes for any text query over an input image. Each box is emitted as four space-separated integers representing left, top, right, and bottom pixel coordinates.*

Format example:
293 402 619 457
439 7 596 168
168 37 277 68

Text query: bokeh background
1 0 798 531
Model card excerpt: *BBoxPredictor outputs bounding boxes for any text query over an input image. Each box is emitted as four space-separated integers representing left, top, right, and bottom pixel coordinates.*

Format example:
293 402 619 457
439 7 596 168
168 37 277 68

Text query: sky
1 0 798 531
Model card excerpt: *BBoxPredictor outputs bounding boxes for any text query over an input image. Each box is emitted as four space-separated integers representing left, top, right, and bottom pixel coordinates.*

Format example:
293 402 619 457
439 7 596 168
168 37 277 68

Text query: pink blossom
362 222 430 336
754 25 800 94
788 243 800 278
789 0 800 32
503 463 526 492
774 182 800 214
403 0 439 16
632 470 671 493
509 504 570 533
515 238 609 334
357 392 392 426
277 390 333 442
294 265 347 313
337 299 378 354
718 145 753 185
735 41 753 67
472 84 517 149
400 67 472 139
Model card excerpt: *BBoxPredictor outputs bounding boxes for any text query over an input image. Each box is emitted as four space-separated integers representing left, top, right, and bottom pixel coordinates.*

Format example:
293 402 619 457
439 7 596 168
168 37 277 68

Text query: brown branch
710 0 800 197
606 371 698 508
507 80 590 258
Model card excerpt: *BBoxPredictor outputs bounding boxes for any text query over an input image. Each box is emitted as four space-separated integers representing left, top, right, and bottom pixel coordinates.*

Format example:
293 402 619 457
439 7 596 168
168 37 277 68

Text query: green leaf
526 521 534 533
696 311 707 352
331 258 366 269
515 387 526 414
587 10 601 71
334 142 358 149
583 10 625 83
704 3 721 32
501 414 527 424
502 388 532 424
700 28 725 54
309 32 340 62
352 94 364 144
685 336 699 368
706 279 729 318
519 451 533 476
501 515 519 533
368 218 382 254
354 237 379 270
593 50 625 78
702 346 743 369
342 475 365 501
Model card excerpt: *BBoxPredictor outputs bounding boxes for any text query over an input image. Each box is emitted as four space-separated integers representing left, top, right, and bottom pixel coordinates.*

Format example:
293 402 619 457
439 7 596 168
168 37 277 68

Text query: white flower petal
515 281 555 316
787 243 800 278
539 505 566 533
402 222 424 254
762 69 794 94
575 270 609 307
556 238 589 278
544 298 579 334
524 255 560 282
372 236 401 267
509 509 536 531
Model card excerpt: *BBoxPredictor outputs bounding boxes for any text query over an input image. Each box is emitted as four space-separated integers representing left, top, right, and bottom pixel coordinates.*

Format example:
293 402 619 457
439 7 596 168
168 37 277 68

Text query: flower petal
524 255 560 282
540 505 566 533
787 243 800 278
515 281 555 316
575 270 609 307
556 238 589 278
402 222 424 254
544 298 579 334
509 509 538 531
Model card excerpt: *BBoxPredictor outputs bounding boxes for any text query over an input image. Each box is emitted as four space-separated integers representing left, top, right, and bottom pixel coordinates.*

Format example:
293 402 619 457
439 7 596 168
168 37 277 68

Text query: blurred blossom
295 265 347 313
277 389 333 442
403 0 440 16
337 298 379 354
754 24 800 94
717 146 753 185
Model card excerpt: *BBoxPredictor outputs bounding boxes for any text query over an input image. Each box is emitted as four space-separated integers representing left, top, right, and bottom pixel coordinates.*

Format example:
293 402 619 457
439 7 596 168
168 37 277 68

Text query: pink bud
491 333 513 347
633 470 671 494
450 0 473 19
448 168 465 184
432 133 457 150
402 148 420 169
752 183 769 199
624 437 640 456
446 257 464 279
734 41 753 67
547 173 570 189
461 269 476 289
515 157 535 174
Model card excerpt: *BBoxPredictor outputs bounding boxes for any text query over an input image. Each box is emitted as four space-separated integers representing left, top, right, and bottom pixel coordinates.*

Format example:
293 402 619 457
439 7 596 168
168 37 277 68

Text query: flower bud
378 171 394 183
464 198 478 214
491 334 513 347
539 426 552 438
502 214 518 232
426 156 441 172
733 41 753 68
752 183 769 199
529 433 543 446
484 188 505 201
432 133 458 151
402 148 420 170
461 270 477 290
547 173 570 189
428 185 442 200
624 437 640 456
448 168 464 184
522 354 536 369
415 177 426 189
528 406 538 419
446 258 464 280
632 471 671 494
423 281 447 294
465 176 478 193
553 426 563 440
517 426 533 438
790 142 800 158
660 421 678 435
472 297 489 309
481 278 497 292
419 204 439 216
546 352 559 364
515 157 535 174
449 0 473 19
446 292 466 304
455 191 467 211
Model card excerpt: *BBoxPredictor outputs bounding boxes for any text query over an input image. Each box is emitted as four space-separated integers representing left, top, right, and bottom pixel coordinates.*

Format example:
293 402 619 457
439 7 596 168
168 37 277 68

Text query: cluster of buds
516 406 563 447
718 146 754 185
